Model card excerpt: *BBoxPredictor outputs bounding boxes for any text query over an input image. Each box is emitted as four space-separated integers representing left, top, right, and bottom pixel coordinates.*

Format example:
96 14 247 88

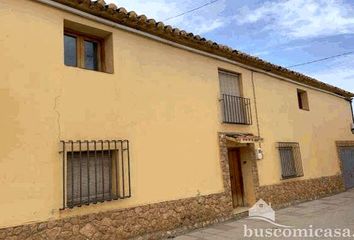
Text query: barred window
60 140 131 209
277 142 304 179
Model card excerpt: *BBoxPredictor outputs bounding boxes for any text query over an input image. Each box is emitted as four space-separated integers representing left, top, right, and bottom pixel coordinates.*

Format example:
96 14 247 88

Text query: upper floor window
64 35 77 67
297 89 310 111
63 20 114 73
64 32 102 71
218 70 252 125
219 71 241 97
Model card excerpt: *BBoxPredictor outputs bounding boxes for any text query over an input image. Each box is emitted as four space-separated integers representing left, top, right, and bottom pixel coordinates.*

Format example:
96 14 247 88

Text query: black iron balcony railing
221 94 252 125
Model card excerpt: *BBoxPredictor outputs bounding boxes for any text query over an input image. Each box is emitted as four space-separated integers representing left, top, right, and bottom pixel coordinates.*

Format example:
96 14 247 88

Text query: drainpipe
251 71 262 148
349 98 354 133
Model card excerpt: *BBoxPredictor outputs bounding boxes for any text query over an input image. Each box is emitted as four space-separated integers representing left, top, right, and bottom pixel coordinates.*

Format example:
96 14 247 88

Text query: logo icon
248 199 293 228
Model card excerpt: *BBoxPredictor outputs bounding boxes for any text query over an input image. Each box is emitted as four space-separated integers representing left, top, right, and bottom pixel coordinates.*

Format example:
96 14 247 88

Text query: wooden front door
228 149 244 208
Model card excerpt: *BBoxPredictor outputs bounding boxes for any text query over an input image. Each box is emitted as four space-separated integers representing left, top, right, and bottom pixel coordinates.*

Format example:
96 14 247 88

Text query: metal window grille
60 140 131 209
277 142 304 179
221 94 252 125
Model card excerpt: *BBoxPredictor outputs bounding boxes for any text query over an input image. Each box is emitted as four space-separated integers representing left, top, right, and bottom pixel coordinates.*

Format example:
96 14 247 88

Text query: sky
111 0 354 95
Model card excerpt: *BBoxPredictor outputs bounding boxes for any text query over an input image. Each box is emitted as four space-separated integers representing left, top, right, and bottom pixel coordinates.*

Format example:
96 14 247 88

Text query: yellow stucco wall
253 72 353 185
0 0 353 228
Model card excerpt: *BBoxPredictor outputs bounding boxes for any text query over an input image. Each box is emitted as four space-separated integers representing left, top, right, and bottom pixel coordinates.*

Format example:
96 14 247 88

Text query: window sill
222 121 253 126
60 195 133 212
66 194 119 209
64 64 114 75
280 174 304 181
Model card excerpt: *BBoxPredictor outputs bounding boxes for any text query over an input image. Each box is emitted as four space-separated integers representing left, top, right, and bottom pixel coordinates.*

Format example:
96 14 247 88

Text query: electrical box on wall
255 148 264 160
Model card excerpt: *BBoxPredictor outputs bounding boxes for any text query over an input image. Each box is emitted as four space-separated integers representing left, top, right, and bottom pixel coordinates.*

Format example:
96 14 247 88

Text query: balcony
221 94 252 125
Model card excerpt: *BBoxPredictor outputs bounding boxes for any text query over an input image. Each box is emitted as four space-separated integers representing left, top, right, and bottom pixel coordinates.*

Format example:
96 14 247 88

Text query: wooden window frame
64 29 105 72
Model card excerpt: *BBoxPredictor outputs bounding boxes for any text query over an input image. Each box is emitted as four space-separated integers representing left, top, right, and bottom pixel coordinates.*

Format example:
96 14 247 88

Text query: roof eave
48 0 354 99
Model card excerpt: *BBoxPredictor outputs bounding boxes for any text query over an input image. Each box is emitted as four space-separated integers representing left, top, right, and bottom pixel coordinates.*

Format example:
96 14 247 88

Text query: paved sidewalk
174 189 354 239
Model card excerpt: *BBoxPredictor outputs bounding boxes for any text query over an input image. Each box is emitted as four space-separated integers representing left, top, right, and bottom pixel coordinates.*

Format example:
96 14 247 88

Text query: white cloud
306 55 354 93
110 0 228 35
110 0 179 21
236 0 354 39
172 15 227 35
197 18 225 35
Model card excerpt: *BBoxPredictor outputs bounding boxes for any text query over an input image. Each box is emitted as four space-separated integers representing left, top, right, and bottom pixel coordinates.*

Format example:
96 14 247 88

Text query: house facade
0 0 354 239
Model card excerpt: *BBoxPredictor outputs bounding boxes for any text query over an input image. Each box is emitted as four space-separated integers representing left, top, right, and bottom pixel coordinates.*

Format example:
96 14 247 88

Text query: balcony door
219 71 241 97
219 71 250 124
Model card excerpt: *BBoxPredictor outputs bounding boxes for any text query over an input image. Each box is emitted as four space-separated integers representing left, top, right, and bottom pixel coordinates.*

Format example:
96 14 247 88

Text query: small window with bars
277 142 304 179
60 140 131 209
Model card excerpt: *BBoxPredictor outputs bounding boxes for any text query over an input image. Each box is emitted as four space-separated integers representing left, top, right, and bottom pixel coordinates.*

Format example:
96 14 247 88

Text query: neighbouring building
1 0 354 239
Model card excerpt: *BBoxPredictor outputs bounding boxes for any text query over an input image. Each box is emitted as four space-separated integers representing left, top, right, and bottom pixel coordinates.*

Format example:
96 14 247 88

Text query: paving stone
173 236 199 240
200 228 224 234
176 189 354 240
210 224 235 231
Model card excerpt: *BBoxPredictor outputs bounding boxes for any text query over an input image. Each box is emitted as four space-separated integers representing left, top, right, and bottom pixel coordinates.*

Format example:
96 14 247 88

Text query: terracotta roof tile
52 0 354 99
